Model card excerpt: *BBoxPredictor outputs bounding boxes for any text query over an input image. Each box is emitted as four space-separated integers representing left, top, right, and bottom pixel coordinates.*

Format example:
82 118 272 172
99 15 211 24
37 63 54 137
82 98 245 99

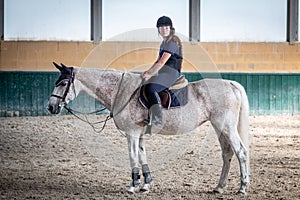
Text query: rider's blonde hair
166 28 182 50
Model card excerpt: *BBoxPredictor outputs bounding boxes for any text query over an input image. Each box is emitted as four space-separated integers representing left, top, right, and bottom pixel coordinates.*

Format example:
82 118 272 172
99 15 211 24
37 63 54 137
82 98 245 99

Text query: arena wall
1 41 300 116
1 41 300 72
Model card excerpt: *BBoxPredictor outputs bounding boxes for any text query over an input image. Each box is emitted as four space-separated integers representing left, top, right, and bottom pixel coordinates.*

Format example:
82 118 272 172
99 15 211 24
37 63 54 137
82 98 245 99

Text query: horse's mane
73 67 141 82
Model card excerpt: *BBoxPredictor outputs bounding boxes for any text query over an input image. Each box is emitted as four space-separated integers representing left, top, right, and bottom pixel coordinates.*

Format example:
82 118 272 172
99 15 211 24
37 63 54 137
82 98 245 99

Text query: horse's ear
61 63 68 68
60 63 73 74
53 62 63 71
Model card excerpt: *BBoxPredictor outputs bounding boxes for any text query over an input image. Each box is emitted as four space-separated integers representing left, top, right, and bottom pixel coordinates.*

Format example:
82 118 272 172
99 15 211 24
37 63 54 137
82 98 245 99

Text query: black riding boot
149 92 163 126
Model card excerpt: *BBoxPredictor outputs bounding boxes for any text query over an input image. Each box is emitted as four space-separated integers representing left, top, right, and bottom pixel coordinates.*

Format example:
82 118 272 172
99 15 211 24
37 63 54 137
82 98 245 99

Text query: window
102 0 189 41
200 0 287 42
4 0 90 41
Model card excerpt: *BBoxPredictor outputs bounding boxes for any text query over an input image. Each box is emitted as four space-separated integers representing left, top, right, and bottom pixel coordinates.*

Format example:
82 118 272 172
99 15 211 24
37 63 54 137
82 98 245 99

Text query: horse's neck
74 68 124 110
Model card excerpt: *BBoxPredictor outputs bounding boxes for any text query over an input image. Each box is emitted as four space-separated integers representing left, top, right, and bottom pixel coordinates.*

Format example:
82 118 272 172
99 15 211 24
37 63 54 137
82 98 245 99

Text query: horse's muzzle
47 104 61 114
47 97 62 114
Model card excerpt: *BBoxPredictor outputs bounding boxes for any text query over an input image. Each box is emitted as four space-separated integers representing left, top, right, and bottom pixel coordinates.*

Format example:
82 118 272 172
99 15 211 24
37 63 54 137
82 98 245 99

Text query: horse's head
47 62 76 114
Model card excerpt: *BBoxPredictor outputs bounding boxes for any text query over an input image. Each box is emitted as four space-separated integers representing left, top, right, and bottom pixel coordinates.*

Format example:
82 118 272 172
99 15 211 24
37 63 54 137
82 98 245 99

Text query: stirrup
144 116 152 135
144 124 152 135
144 118 150 124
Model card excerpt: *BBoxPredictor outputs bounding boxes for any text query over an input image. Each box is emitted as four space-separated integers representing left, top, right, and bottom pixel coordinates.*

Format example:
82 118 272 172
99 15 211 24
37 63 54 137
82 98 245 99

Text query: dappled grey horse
48 63 250 194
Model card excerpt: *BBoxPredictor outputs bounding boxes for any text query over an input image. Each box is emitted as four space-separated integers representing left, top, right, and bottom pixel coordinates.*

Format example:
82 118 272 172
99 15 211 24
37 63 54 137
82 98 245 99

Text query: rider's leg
145 83 165 126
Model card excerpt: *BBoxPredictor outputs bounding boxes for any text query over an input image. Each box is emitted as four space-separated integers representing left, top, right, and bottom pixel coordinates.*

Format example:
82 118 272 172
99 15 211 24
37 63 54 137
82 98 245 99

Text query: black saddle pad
139 85 188 109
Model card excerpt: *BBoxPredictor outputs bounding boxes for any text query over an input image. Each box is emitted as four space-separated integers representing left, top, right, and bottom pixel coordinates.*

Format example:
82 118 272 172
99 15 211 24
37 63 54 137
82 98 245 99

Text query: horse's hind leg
226 128 249 194
212 121 249 194
232 133 249 194
213 133 234 194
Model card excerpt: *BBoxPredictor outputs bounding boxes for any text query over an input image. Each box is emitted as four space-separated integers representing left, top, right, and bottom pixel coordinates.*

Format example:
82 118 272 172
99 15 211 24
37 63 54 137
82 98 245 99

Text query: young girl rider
141 16 183 126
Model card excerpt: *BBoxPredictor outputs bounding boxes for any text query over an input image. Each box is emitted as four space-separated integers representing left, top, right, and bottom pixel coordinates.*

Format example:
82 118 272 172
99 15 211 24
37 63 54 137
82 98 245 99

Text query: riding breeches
144 66 180 106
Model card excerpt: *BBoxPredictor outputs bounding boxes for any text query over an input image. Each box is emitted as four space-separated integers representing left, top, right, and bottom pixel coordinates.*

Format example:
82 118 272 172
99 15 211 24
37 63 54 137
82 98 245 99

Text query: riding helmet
156 16 173 28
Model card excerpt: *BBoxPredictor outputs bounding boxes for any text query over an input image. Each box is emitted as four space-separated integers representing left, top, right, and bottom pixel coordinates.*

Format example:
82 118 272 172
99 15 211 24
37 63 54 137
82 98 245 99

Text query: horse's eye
55 80 67 87
60 82 67 86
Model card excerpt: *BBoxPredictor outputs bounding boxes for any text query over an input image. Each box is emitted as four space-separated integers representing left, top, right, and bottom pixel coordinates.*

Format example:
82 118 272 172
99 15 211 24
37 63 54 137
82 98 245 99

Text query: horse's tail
231 81 250 172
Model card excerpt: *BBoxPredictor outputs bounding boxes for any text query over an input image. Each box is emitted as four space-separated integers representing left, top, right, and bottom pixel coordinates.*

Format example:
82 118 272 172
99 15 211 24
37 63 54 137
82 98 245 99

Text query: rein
60 72 143 136
63 106 112 133
51 68 113 134
110 73 142 118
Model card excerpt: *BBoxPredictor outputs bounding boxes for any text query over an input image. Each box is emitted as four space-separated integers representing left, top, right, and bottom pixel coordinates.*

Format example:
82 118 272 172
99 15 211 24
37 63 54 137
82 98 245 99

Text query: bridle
50 68 75 107
50 70 142 135
50 68 110 133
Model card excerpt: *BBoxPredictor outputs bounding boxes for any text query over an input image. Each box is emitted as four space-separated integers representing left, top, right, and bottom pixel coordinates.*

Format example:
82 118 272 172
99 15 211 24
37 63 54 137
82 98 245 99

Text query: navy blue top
159 40 182 72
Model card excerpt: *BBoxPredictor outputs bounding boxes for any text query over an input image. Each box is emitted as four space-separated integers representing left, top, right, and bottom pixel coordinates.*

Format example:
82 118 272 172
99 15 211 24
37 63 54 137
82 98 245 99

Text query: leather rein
51 70 141 135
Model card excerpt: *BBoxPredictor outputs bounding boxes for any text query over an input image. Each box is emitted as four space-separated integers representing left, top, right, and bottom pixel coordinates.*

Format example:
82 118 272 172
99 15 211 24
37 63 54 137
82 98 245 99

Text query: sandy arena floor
0 115 299 199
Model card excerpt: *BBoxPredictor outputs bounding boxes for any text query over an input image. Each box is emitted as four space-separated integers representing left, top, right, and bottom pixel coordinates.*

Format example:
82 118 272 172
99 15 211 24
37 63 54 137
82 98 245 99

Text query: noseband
51 68 75 105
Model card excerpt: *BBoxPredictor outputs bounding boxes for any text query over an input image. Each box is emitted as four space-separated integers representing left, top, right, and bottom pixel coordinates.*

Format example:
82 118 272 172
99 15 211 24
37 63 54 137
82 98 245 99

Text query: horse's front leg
127 133 153 193
127 133 141 193
139 136 152 192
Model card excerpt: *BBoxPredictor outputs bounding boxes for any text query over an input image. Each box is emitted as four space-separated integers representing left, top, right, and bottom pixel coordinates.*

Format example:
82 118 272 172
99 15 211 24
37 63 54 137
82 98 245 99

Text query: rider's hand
141 71 152 79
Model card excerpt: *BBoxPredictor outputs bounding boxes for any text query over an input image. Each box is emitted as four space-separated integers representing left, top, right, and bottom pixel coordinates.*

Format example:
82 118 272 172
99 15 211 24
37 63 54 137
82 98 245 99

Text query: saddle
139 75 189 109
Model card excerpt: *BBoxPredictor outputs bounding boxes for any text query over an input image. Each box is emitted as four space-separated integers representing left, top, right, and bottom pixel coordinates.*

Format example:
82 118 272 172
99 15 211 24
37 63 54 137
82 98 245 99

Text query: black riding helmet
156 16 173 28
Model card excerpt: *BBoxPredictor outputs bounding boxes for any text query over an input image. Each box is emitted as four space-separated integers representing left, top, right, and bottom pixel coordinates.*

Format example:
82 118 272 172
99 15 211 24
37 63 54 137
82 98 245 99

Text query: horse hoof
140 184 150 193
237 189 247 195
213 187 224 194
127 186 140 194
127 186 135 194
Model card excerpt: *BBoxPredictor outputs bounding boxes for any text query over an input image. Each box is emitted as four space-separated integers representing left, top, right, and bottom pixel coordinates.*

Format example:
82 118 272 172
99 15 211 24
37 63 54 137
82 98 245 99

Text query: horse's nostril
48 105 54 113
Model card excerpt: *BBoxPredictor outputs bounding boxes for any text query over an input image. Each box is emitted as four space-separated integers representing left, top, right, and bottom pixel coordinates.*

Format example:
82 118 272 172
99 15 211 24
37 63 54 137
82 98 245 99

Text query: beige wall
1 41 300 72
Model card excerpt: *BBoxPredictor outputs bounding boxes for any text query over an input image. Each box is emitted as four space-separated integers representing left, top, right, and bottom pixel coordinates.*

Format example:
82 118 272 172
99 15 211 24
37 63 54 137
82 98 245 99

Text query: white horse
47 63 250 194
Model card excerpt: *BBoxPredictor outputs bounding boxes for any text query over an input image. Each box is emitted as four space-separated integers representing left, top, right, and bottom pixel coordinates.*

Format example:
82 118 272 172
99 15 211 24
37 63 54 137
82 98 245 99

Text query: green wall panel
0 72 57 117
185 72 300 115
0 72 299 116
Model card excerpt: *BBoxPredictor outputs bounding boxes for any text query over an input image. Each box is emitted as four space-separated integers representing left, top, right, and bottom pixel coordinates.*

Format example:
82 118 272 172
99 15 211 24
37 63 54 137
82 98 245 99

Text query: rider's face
158 26 171 38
